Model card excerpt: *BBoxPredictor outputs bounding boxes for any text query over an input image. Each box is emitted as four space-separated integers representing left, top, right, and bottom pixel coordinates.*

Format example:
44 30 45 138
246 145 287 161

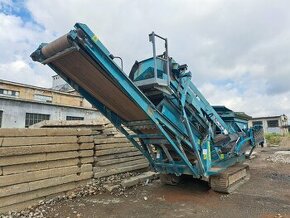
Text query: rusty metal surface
50 50 148 121
42 34 71 58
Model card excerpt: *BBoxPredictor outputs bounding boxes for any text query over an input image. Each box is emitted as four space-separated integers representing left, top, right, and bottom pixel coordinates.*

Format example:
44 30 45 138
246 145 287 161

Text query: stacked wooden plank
33 119 150 179
0 128 94 213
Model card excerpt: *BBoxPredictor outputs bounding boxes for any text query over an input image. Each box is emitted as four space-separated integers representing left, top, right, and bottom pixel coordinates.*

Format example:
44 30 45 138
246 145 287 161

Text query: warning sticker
92 35 99 42
203 149 207 160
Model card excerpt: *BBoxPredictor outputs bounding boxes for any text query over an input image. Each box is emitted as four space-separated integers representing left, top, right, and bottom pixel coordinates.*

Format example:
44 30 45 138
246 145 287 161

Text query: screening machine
31 23 263 193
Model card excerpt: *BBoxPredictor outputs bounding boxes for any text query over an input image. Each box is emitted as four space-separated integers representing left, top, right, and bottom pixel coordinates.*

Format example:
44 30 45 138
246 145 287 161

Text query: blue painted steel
31 23 263 179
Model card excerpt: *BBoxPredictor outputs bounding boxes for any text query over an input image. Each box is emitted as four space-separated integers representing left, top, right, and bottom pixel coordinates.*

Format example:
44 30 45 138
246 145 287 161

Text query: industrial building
248 115 288 135
0 78 101 128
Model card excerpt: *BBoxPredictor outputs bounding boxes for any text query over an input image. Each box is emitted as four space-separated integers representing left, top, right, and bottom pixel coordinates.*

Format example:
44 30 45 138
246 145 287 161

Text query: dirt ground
44 146 290 218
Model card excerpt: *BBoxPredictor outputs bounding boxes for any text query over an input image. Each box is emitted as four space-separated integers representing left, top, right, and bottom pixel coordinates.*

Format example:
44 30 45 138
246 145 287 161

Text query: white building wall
248 115 289 135
0 98 101 128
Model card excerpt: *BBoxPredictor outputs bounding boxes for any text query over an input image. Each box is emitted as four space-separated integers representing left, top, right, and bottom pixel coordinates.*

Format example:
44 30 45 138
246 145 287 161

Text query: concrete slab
95 147 138 156
95 151 142 161
0 172 92 198
0 182 77 208
121 171 159 188
94 137 128 144
0 143 79 156
80 143 94 149
46 151 78 161
0 165 80 187
0 128 92 137
1 136 78 147
0 153 46 166
95 143 133 150
0 150 93 166
78 136 94 143
80 157 94 164
2 159 79 175
80 150 94 157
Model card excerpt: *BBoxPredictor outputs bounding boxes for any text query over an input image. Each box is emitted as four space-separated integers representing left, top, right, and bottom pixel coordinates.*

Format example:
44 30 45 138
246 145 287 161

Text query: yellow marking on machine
207 141 211 161
92 35 99 42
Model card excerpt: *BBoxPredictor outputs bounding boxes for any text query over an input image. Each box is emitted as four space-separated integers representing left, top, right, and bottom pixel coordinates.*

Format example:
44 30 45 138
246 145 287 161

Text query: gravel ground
266 151 290 164
0 172 143 218
2 145 290 218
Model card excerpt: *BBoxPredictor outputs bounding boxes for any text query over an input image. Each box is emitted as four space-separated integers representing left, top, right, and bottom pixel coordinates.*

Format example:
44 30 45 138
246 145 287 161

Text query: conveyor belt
39 33 148 122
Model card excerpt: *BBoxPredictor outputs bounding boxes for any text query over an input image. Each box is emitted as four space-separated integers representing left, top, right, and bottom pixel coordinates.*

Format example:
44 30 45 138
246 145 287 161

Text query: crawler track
210 164 249 193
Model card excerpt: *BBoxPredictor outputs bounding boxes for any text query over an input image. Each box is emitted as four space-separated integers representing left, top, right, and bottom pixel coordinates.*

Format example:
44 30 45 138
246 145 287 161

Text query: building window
66 116 84 121
253 121 262 126
34 94 53 103
0 111 2 128
25 113 50 128
0 89 19 97
267 120 279 128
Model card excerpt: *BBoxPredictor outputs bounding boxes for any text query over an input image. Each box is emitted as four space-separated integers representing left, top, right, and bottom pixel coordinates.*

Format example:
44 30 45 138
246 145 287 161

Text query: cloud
0 11 55 87
0 0 289 118
200 82 290 117
0 60 51 87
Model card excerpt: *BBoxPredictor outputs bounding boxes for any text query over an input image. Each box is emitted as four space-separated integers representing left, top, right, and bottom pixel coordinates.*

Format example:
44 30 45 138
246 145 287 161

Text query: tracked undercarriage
160 164 250 193
209 164 249 193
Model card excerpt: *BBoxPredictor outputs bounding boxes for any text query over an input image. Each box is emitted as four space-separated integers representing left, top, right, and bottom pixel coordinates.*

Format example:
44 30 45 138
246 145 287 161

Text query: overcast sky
0 0 290 118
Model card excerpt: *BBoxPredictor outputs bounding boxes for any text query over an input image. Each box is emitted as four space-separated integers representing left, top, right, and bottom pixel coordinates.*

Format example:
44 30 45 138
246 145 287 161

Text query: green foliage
265 133 282 145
